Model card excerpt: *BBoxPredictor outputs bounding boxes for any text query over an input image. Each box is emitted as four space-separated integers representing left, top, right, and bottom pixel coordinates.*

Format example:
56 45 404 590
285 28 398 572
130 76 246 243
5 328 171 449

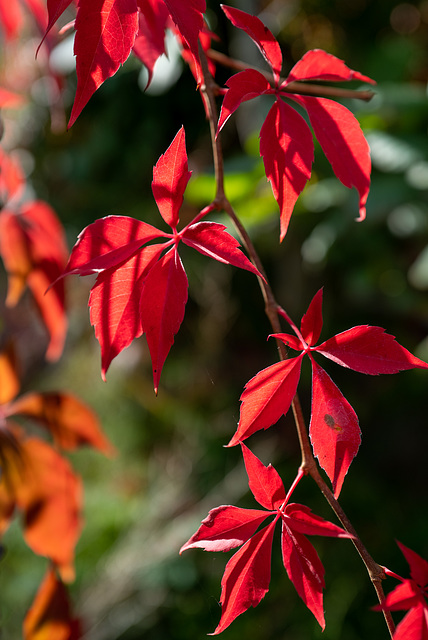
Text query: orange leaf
0 209 33 306
24 566 82 640
0 342 20 404
4 435 83 581
9 391 115 455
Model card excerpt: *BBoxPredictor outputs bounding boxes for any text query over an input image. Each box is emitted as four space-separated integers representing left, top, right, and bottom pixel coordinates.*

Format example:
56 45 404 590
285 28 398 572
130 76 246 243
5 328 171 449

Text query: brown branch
198 44 393 638
207 48 375 102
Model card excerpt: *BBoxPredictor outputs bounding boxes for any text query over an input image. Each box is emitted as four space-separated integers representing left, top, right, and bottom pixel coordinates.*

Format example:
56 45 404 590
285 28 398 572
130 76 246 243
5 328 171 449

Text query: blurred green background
1 0 428 638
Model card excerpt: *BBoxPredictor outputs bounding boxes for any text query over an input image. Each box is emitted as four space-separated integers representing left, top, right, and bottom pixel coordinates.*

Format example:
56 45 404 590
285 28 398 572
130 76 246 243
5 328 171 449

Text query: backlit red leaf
309 359 360 497
392 603 428 640
398 542 428 588
181 221 262 277
212 520 276 634
380 580 423 612
69 0 139 127
217 68 271 135
221 5 282 82
228 355 303 447
240 442 285 511
63 215 166 277
89 244 164 379
8 391 114 455
281 521 325 628
140 247 188 392
162 0 205 56
300 288 323 346
315 325 428 374
284 503 350 539
296 96 371 221
180 505 271 553
0 0 23 41
260 100 313 241
283 49 375 86
23 566 82 640
152 126 191 229
43 0 73 41
133 0 169 88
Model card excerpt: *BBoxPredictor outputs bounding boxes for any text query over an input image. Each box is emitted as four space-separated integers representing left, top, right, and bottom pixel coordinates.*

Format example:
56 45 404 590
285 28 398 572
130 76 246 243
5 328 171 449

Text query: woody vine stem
198 43 396 638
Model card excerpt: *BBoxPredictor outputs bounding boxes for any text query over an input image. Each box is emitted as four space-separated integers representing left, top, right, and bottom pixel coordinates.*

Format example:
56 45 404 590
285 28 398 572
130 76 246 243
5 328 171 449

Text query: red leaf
23 566 82 640
398 542 428 588
283 49 375 86
309 359 361 497
42 0 73 42
133 0 170 88
89 244 164 379
217 68 271 135
260 100 313 241
221 5 282 82
69 0 139 127
162 0 205 56
240 442 285 511
212 520 276 635
380 580 423 612
63 215 166 277
270 332 303 351
296 96 371 221
300 288 323 346
180 505 272 553
181 221 262 278
281 521 326 628
228 355 303 447
392 603 428 640
284 503 350 539
152 126 191 229
315 326 428 374
0 0 23 41
140 247 188 392
8 391 114 455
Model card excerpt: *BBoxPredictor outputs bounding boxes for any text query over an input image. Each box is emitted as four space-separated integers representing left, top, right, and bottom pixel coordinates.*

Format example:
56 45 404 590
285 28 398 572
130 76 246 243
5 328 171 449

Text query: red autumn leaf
23 566 82 640
181 444 351 633
62 215 166 278
294 96 371 221
140 248 188 393
398 542 428 588
7 391 114 455
283 49 375 86
43 0 73 42
152 126 191 229
0 343 20 405
392 604 428 640
162 0 205 57
213 520 277 634
283 503 350 539
260 100 314 241
315 325 428 374
217 68 271 135
0 87 26 108
241 441 285 510
0 0 23 41
179 505 272 553
281 521 326 628
375 543 428 640
309 359 361 497
1 433 82 581
69 0 139 127
181 221 262 276
89 243 164 379
228 356 303 447
133 0 170 88
300 287 324 346
221 5 282 82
